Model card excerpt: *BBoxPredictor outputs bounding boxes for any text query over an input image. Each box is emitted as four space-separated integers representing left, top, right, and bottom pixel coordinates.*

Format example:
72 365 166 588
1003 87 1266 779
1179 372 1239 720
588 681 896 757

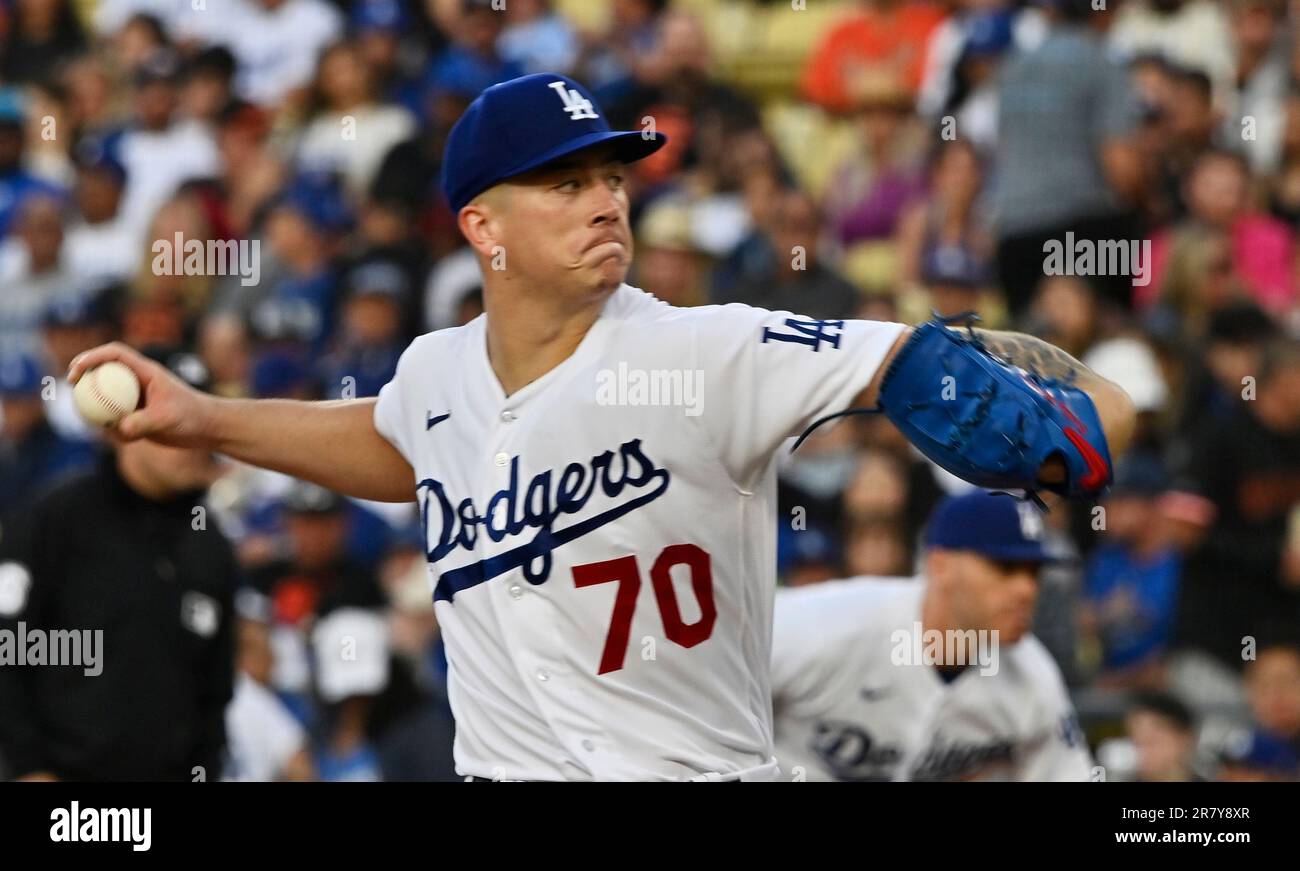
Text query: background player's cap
924 490 1054 563
440 73 668 213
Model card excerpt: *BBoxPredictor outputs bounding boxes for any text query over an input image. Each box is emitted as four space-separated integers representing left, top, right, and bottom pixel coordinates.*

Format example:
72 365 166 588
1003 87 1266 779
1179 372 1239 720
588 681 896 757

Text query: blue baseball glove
875 315 1113 500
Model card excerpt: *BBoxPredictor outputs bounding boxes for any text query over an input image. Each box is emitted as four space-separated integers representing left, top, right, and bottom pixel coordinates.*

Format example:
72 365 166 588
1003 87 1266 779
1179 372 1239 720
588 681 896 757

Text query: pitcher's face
483 144 633 300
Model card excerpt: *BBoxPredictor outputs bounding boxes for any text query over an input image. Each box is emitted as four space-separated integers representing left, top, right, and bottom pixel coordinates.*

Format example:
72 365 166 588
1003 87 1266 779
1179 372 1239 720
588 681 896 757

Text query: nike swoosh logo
1063 427 1109 490
1021 376 1111 491
859 687 890 700
1039 391 1110 490
426 411 451 431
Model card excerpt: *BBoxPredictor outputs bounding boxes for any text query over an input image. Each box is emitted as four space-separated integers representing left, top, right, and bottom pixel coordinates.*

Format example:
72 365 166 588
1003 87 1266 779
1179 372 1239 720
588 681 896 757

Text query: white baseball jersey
772 577 1093 782
374 283 905 780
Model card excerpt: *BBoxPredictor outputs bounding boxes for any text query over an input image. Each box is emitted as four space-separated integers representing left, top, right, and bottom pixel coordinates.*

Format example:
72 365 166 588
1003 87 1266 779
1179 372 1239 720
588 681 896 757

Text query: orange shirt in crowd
801 2 947 113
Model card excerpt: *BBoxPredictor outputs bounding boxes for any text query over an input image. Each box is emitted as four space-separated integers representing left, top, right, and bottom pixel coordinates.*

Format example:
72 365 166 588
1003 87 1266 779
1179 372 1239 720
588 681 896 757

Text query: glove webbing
790 311 1050 511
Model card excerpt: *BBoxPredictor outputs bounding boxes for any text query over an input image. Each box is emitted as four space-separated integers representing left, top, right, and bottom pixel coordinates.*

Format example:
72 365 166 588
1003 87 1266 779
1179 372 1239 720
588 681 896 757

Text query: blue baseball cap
777 522 841 575
0 352 45 397
440 73 668 213
72 135 128 184
351 0 407 32
272 172 353 235
962 10 1015 59
924 490 1053 562
1219 729 1299 775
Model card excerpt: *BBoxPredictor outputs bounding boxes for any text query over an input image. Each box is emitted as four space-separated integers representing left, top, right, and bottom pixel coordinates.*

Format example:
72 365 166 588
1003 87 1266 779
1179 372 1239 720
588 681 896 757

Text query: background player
66 74 1133 781
772 490 1093 782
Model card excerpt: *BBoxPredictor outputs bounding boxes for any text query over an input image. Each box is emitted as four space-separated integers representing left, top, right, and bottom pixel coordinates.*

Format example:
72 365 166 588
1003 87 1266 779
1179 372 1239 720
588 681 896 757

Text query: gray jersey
772 577 1093 782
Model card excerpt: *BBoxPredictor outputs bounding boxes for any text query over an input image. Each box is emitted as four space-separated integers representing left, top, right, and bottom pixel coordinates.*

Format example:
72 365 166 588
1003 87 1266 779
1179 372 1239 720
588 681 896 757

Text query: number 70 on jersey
572 544 717 674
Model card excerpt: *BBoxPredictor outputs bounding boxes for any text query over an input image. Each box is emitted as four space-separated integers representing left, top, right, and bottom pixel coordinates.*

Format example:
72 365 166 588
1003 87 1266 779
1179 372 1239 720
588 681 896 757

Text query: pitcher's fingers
100 426 129 448
68 342 152 385
115 407 162 441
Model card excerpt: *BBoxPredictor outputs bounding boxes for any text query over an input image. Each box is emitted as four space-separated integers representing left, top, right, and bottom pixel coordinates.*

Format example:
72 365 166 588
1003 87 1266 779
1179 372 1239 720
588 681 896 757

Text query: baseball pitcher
69 74 1134 781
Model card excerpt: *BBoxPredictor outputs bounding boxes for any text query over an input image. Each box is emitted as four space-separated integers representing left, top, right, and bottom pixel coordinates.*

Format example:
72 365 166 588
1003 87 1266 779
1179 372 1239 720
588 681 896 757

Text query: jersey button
494 452 509 467
581 739 595 752
508 584 523 599
536 669 550 682
501 411 515 422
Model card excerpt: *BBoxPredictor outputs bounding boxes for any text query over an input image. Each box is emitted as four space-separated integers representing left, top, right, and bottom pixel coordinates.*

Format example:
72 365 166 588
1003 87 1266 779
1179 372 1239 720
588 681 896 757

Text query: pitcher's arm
69 343 416 503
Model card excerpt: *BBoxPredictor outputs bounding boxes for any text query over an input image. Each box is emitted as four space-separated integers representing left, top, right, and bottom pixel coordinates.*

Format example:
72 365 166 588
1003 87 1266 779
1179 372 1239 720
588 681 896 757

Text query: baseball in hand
74 361 141 426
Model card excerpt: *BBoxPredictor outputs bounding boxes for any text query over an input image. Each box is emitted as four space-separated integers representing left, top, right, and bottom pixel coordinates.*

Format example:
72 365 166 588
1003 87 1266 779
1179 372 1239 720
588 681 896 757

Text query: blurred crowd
2 0 1300 781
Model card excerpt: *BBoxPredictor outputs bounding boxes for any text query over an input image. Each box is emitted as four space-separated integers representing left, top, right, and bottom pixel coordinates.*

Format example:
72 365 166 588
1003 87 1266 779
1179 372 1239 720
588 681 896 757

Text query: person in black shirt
0 356 235 781
1166 337 1300 667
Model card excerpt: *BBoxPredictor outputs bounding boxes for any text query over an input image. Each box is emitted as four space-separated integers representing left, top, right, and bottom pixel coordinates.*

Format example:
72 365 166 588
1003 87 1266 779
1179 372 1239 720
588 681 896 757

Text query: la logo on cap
1016 501 1044 541
549 81 598 121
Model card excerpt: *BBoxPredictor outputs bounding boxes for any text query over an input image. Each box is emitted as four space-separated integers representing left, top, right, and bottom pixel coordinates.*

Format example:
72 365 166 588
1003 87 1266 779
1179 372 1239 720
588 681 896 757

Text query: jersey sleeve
687 304 907 486
1016 643 1095 782
373 337 425 464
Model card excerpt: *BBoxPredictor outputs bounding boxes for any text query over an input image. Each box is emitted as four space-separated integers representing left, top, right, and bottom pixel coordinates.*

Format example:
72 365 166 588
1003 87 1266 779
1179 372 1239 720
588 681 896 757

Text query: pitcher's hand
69 342 216 448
